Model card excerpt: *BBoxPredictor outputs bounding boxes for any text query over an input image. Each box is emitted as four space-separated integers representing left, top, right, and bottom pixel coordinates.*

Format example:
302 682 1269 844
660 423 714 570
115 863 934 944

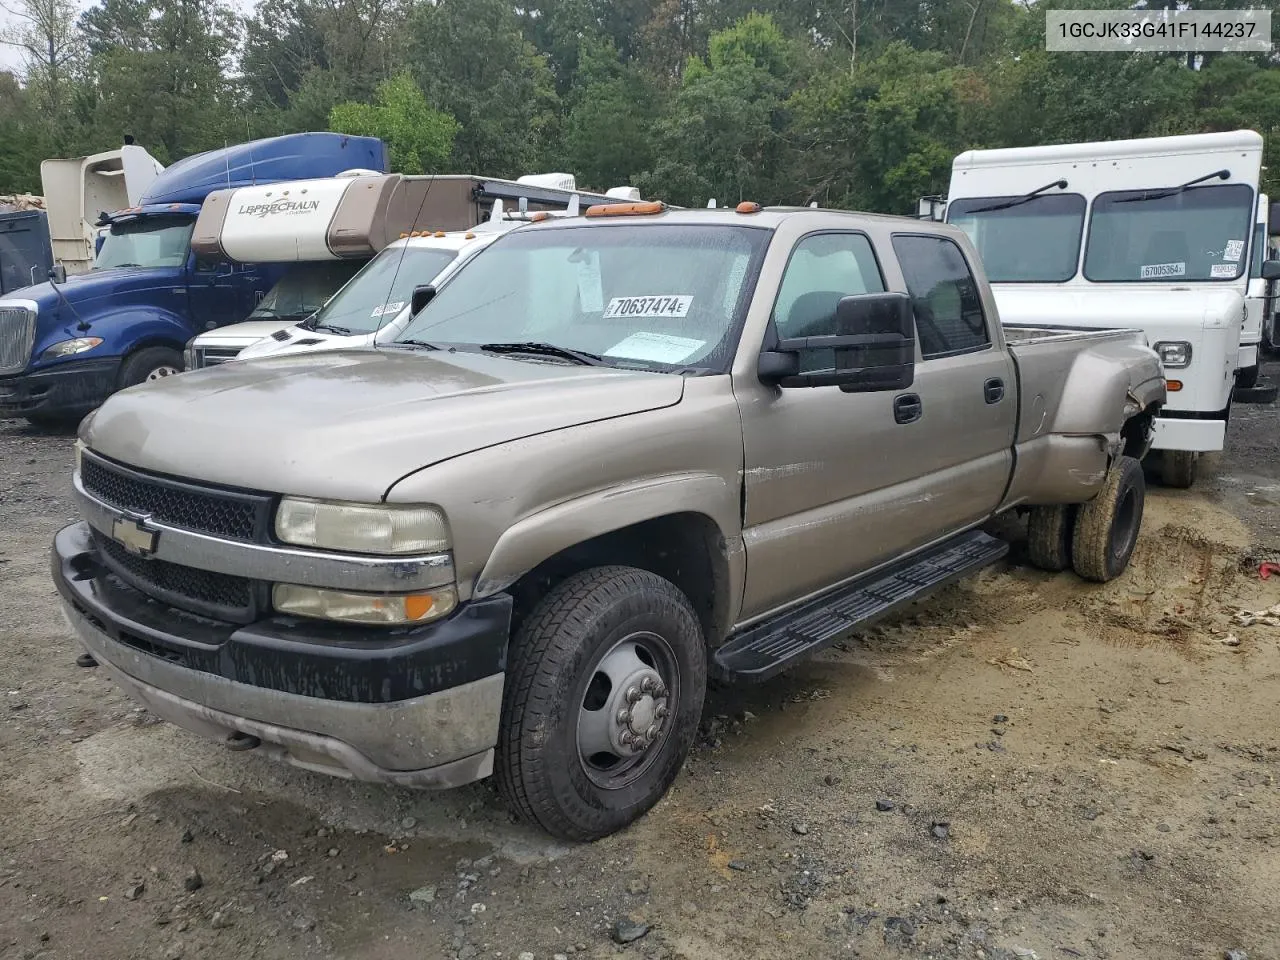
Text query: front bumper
52 521 512 787
1151 414 1226 453
0 356 121 419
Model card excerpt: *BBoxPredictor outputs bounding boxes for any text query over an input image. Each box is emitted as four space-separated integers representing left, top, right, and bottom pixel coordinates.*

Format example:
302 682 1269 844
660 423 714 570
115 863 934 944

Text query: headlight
273 583 457 625
1154 341 1192 369
42 337 103 360
274 497 450 555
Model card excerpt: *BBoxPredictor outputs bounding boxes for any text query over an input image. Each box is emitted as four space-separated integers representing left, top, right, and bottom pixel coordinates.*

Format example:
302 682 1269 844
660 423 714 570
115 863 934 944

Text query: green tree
329 73 457 174
409 0 559 174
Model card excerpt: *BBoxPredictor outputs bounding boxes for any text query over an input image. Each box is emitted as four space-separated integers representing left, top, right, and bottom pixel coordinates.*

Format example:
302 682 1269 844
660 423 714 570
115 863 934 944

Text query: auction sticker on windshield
605 332 704 364
1140 262 1185 279
1210 264 1238 278
1223 239 1244 262
604 295 693 319
371 301 404 318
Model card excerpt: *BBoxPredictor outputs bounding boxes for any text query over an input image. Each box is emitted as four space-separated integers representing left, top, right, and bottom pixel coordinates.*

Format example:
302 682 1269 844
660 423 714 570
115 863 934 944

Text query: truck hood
196 319 299 345
82 349 687 501
992 284 1246 333
3 267 184 316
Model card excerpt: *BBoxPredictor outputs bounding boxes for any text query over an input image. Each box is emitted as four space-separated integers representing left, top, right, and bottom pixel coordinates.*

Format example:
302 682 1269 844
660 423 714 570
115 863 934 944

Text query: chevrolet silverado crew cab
55 203 1165 842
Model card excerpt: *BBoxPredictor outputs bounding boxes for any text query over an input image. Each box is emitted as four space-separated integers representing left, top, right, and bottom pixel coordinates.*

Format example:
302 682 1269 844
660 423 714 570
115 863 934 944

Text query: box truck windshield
95 214 195 270
1083 183 1253 282
947 193 1085 282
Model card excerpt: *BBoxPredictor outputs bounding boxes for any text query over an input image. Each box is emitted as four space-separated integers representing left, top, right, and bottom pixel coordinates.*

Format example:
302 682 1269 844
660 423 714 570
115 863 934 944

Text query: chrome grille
80 451 274 543
94 529 260 623
193 347 239 369
0 305 35 376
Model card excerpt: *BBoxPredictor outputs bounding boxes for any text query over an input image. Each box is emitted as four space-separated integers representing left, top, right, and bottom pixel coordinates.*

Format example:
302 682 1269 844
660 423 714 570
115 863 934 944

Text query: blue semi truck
0 132 388 427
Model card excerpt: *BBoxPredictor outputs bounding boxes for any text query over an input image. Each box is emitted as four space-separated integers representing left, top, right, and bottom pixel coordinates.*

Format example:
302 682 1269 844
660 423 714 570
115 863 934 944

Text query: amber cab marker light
585 201 667 218
433 231 446 238
1167 380 1183 392
737 201 762 214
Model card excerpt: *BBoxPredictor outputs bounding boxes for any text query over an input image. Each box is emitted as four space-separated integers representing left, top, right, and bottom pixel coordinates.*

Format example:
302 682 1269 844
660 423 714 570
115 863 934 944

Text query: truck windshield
306 245 459 335
249 260 364 322
95 214 195 270
1084 183 1254 282
394 224 770 372
946 194 1085 282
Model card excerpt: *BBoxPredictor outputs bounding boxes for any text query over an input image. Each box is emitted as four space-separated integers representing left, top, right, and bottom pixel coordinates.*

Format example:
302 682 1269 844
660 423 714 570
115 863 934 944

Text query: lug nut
645 723 660 740
616 708 632 725
655 704 669 720
641 676 657 695
625 686 641 705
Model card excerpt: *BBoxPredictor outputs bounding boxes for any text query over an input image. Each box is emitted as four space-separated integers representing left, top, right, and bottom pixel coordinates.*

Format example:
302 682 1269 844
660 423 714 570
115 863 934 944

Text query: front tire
496 566 707 842
1236 364 1260 389
1072 456 1145 583
118 347 183 391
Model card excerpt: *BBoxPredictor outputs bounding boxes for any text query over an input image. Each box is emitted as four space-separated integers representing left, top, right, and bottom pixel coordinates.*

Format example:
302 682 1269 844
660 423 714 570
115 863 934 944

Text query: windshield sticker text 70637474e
604 295 693 319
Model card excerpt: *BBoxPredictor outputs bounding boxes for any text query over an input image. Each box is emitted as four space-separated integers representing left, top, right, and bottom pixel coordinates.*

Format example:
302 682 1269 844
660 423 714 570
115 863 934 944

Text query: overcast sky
0 0 256 73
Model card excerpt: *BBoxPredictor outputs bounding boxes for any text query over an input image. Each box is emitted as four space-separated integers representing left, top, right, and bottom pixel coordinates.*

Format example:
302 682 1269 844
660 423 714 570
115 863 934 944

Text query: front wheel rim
146 365 179 381
576 630 680 791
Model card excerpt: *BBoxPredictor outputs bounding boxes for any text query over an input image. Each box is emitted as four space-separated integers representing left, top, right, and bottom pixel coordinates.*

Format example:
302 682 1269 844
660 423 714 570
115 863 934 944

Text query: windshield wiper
964 179 1069 215
1115 169 1230 204
386 338 440 350
311 323 354 335
479 342 607 366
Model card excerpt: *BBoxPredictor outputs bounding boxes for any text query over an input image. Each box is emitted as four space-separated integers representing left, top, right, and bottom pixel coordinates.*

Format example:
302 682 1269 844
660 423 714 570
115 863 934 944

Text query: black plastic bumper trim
52 522 510 704
0 356 121 417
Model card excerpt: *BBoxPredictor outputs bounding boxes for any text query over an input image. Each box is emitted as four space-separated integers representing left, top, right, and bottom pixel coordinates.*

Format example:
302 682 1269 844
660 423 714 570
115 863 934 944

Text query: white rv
184 173 639 368
944 130 1273 488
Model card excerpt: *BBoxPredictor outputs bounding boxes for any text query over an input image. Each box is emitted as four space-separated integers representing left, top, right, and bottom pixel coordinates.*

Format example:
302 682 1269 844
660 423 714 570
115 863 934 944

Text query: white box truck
944 130 1276 487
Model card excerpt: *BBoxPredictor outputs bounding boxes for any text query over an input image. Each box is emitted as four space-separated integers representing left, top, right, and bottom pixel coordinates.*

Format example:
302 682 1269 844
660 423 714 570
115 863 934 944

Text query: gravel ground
2 364 1279 960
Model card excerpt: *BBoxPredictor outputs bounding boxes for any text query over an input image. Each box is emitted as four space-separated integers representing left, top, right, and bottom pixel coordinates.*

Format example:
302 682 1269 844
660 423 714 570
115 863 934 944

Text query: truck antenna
373 174 438 347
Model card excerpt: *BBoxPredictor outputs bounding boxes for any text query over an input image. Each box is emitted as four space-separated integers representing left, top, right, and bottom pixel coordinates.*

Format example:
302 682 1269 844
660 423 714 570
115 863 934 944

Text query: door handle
984 377 1005 404
893 393 923 424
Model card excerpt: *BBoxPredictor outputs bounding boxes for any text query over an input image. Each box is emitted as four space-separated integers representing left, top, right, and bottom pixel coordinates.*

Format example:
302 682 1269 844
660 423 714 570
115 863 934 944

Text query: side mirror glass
1269 202 1280 238
758 291 916 393
411 284 437 315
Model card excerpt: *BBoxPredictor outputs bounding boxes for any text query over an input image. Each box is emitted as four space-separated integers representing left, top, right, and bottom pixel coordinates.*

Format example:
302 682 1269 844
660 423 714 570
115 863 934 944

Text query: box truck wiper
1114 169 1230 204
964 179 1069 214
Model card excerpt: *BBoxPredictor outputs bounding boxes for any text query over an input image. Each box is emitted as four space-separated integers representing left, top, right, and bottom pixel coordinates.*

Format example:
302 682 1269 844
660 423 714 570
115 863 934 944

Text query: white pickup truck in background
943 129 1276 489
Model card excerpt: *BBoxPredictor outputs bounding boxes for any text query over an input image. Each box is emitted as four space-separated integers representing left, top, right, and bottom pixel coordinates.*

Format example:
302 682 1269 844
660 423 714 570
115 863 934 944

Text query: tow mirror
1262 260 1280 282
411 284 437 314
47 264 66 284
1269 201 1280 237
758 291 916 393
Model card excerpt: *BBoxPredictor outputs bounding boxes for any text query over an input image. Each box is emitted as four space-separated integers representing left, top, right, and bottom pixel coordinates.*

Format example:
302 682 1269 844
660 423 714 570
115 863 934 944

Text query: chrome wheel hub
577 634 674 783
146 365 179 381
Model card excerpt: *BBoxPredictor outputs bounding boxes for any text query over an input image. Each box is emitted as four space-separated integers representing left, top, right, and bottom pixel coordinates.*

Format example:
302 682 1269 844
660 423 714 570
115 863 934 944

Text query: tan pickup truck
54 203 1165 842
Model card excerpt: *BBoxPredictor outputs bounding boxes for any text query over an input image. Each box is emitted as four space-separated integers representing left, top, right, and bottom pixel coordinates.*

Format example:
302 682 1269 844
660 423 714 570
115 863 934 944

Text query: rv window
95 214 195 270
1084 183 1254 283
249 261 365 322
946 194 1085 283
306 245 460 334
396 224 771 372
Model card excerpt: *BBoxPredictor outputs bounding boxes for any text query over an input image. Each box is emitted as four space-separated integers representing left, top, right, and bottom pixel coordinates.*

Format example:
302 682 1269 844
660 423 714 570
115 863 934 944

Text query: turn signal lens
736 201 762 214
273 584 458 625
1167 380 1183 392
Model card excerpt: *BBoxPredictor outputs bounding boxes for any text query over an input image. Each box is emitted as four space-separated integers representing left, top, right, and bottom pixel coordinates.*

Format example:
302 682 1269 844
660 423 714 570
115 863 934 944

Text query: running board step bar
711 530 1009 683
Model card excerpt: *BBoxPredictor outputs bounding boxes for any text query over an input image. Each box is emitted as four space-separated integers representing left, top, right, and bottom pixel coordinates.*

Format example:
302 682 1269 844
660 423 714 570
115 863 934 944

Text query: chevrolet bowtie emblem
112 516 159 556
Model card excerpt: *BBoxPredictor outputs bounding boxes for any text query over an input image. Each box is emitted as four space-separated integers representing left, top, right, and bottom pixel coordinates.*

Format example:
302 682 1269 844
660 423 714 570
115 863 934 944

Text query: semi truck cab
0 132 388 427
